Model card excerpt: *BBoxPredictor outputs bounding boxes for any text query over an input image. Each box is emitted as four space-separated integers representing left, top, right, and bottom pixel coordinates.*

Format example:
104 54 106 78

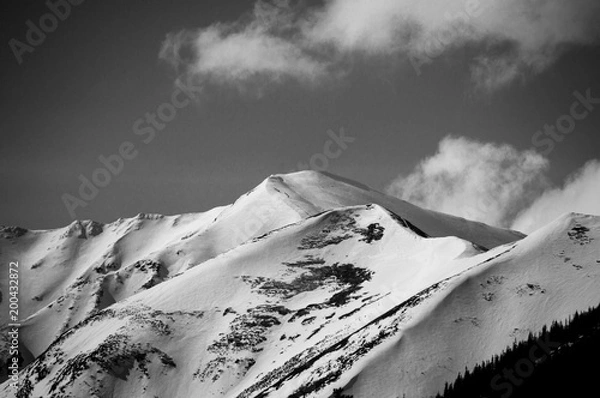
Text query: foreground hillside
437 301 600 398
1 171 598 398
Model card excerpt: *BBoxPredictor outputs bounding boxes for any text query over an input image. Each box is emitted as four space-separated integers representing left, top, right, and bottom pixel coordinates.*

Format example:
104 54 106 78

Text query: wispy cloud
159 0 600 92
386 136 600 233
159 0 331 91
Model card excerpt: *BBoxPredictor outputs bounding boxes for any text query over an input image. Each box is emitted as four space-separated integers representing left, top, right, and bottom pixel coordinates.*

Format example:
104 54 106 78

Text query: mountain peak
270 170 376 192
2 173 599 398
253 171 525 250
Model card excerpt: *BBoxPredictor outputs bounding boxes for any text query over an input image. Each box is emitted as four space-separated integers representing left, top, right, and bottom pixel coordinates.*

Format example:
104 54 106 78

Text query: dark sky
1 0 600 229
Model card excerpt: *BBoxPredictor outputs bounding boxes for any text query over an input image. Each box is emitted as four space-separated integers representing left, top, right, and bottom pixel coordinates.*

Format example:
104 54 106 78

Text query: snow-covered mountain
1 171 598 398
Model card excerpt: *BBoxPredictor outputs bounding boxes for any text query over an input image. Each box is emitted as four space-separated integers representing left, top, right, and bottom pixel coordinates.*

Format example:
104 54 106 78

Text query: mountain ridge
1 171 597 398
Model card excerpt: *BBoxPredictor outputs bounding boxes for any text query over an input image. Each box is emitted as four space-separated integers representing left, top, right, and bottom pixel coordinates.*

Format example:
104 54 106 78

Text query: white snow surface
0 171 597 398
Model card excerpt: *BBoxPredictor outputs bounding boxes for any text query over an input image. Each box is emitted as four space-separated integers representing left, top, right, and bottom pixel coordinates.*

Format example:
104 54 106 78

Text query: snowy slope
0 172 523 362
0 209 225 358
344 213 600 398
0 204 486 398
1 171 596 398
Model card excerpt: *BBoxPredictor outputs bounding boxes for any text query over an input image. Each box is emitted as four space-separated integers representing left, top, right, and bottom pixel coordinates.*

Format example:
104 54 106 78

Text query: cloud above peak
160 0 600 92
386 136 600 233
386 136 551 228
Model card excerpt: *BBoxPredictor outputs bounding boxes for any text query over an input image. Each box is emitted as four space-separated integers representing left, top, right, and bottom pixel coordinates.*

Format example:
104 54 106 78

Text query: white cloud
160 0 600 92
385 136 550 227
159 1 328 90
386 136 600 233
512 160 600 233
190 27 326 84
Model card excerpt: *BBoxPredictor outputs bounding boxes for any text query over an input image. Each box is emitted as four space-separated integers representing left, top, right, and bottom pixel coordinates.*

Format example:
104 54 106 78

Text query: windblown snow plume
159 0 600 92
386 136 549 228
387 137 600 233
512 160 600 233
